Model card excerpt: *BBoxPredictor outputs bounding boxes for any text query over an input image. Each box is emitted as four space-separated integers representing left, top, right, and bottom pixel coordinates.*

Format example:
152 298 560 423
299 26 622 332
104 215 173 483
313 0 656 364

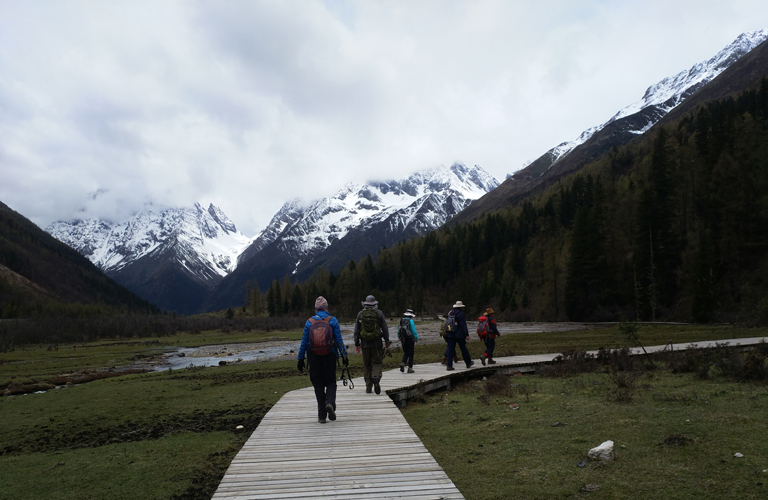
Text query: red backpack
477 316 489 338
308 316 334 355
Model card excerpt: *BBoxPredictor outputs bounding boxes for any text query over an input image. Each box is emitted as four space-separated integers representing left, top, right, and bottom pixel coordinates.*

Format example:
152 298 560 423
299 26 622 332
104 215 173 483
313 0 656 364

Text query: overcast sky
1 1 767 235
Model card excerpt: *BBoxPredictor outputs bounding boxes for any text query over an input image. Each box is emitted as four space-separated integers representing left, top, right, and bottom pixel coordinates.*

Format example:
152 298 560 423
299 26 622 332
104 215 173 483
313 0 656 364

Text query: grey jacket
353 307 390 349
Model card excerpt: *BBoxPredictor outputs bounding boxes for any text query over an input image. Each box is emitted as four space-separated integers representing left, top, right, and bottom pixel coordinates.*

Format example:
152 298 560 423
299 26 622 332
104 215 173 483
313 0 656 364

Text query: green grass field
401 369 768 499
1 323 766 499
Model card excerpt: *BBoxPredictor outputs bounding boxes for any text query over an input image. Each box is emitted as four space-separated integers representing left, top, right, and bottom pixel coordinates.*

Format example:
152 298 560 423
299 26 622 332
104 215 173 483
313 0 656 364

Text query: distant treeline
0 313 305 352
250 79 768 324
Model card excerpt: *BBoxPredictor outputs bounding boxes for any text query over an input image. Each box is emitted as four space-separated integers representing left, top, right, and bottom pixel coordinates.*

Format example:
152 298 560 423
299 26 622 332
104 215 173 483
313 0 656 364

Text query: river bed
149 321 604 371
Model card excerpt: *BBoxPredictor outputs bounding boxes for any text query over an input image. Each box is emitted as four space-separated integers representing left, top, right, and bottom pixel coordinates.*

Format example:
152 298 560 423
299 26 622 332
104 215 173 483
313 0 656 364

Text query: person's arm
379 310 390 345
298 320 311 360
460 312 469 338
353 312 362 353
297 319 311 371
331 316 347 357
353 313 361 346
490 318 500 336
410 319 419 341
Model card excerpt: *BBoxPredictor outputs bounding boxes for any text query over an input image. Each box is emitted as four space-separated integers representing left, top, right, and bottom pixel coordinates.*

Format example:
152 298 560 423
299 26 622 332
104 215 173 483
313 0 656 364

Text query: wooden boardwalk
213 336 767 499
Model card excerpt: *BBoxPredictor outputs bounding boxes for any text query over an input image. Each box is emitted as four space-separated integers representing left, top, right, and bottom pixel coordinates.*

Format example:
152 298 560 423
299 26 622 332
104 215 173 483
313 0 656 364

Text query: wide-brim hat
452 301 466 308
362 295 378 307
485 307 495 315
404 309 415 317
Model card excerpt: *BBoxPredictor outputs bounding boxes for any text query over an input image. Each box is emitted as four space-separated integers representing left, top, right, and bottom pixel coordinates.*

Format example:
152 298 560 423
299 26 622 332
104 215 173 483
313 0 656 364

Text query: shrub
540 350 598 378
483 373 512 397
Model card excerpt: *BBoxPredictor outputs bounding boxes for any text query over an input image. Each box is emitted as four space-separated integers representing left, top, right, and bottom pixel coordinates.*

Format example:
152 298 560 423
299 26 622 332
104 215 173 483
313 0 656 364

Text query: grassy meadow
0 323 766 499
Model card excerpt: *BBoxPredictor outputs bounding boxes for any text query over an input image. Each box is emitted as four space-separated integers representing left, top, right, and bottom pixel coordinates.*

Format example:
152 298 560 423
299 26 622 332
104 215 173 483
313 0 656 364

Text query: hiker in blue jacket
445 300 474 371
298 296 348 424
398 309 420 373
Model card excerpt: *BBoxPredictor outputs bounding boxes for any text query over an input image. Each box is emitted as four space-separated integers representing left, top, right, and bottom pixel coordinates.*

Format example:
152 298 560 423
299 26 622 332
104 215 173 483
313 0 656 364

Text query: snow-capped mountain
256 163 497 272
203 163 498 311
46 203 251 313
527 29 768 174
456 29 768 226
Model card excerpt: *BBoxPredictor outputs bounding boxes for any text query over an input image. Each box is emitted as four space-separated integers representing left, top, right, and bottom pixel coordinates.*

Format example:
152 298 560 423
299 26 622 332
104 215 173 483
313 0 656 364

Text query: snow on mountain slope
46 203 251 285
244 163 499 275
526 29 768 172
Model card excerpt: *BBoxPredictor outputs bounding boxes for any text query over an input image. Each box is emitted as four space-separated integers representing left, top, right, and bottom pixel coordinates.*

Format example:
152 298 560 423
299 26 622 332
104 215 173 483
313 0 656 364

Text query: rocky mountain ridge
202 163 499 311
46 203 251 313
453 29 768 225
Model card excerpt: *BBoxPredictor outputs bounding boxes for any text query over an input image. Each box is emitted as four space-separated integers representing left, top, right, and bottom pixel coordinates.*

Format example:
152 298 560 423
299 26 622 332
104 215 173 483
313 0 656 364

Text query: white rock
588 440 615 461
734 452 743 458
236 425 244 430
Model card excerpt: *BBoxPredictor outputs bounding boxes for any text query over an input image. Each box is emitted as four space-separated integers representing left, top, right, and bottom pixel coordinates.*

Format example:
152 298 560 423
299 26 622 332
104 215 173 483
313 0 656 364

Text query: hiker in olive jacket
445 300 474 371
353 295 390 394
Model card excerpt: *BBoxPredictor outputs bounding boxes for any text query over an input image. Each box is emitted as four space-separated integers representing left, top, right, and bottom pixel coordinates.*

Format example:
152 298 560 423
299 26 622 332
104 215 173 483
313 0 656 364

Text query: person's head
403 309 415 318
485 307 495 316
361 295 378 308
315 296 328 311
452 300 466 309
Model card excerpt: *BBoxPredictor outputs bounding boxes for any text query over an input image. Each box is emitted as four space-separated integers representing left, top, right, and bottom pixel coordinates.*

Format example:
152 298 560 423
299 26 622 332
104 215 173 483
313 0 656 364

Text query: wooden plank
213 336 768 500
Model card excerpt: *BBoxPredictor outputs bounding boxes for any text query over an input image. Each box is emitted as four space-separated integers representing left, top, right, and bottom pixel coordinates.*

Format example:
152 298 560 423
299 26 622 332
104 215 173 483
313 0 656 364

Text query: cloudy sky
1 0 767 235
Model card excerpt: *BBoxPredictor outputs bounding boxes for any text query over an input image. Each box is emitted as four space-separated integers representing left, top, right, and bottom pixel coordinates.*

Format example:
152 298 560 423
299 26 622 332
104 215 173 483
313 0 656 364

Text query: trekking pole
340 366 354 389
337 356 355 389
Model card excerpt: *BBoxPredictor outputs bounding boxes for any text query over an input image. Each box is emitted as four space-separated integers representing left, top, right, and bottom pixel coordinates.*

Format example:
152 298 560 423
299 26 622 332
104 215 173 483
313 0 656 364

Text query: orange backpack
476 316 489 338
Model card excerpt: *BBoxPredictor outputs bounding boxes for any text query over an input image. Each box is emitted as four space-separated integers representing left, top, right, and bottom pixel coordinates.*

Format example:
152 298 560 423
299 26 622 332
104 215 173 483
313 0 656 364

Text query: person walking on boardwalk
398 309 419 373
354 295 390 394
298 296 349 424
444 300 474 371
478 307 500 365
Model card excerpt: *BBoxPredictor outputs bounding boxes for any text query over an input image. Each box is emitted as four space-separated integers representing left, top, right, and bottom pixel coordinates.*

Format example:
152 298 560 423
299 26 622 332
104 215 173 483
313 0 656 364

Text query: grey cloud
1 0 768 237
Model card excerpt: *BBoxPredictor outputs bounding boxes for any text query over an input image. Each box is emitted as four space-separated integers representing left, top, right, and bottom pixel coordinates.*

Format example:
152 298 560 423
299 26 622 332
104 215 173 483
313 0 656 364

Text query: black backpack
397 317 414 342
445 311 458 334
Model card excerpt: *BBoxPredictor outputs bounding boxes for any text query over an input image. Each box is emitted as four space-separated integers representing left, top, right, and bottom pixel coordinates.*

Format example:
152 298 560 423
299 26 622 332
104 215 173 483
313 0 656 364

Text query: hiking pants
362 346 383 387
446 337 472 368
482 336 496 358
308 353 337 419
401 338 415 368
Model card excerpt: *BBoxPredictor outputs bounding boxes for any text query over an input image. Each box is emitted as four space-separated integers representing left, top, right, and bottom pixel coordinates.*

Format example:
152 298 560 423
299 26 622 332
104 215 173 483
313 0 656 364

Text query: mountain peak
217 163 499 304
511 29 768 177
46 203 252 313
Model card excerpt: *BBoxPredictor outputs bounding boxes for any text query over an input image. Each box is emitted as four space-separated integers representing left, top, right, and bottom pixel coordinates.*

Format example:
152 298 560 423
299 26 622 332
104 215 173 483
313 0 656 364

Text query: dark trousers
446 337 472 367
401 338 415 368
308 353 337 419
362 346 383 387
482 336 496 358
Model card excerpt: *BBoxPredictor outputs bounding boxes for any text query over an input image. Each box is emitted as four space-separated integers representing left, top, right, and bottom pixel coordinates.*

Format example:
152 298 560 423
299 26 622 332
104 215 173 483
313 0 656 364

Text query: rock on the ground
588 440 615 461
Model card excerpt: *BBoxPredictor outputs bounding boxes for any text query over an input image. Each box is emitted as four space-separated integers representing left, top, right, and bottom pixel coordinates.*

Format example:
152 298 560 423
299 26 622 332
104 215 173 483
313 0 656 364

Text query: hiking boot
373 377 381 395
466 360 474 369
454 355 460 363
481 354 487 366
325 404 336 421
318 418 326 424
446 366 455 371
366 385 373 394
441 356 447 365
400 362 405 372
407 367 415 373
488 358 497 364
